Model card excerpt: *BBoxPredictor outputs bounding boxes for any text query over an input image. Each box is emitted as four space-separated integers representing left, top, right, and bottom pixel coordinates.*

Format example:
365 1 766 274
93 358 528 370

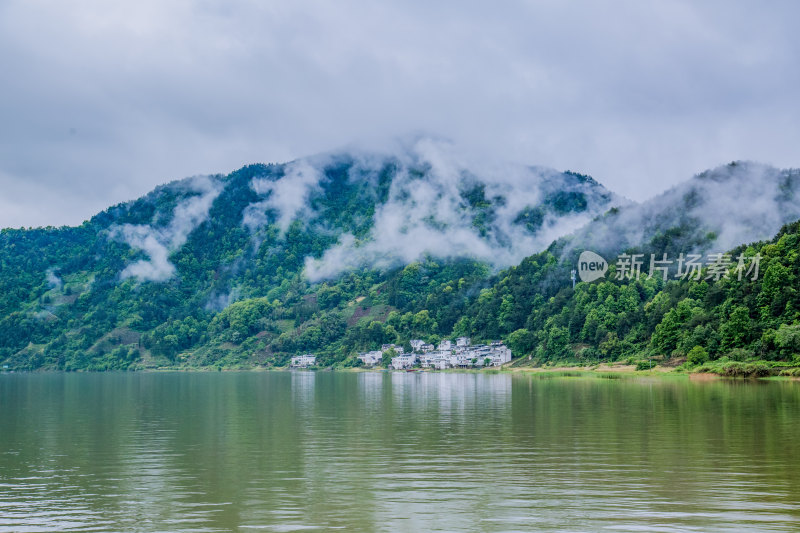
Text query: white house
456 337 471 348
419 352 436 368
491 345 512 365
358 351 383 366
420 350 450 368
290 354 316 368
437 340 453 352
410 339 435 353
391 353 418 370
415 341 514 369
482 345 512 367
433 358 449 370
452 352 476 368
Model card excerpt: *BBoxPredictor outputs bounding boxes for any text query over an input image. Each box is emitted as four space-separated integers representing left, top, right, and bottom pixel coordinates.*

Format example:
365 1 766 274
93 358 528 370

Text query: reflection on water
1 371 799 532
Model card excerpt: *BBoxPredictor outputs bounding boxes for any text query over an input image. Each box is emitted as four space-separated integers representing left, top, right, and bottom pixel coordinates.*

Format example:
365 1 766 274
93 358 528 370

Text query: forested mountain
0 140 616 370
1 141 799 373
561 161 800 259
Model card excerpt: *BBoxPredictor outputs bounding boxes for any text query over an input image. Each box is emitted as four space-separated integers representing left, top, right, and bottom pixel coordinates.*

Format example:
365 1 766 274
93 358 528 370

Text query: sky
1 0 798 228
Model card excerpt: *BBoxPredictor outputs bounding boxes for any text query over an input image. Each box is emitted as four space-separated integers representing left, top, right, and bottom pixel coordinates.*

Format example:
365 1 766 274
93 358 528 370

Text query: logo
578 250 608 282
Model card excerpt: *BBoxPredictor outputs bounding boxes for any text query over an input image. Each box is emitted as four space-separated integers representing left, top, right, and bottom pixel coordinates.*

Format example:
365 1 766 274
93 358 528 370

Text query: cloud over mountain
239 139 620 280
563 161 800 259
111 175 223 281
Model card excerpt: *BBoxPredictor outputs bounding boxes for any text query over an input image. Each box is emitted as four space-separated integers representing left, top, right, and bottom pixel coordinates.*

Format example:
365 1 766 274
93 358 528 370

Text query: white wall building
417 342 513 369
381 343 405 353
391 353 418 370
358 351 383 366
290 354 316 368
438 340 453 352
491 345 512 365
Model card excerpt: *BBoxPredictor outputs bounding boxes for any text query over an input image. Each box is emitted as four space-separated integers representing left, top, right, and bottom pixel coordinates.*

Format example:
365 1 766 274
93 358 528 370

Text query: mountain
0 139 618 370
1 140 798 373
558 161 800 261
443 162 800 376
490 216 800 377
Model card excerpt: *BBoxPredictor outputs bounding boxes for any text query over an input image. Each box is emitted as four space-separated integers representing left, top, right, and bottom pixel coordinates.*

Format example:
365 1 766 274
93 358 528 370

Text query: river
1 371 798 531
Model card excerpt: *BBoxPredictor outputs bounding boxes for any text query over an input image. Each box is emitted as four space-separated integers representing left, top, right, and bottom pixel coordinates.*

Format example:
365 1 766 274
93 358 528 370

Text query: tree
720 305 752 351
651 299 699 355
758 262 793 317
498 294 515 332
506 329 535 357
381 347 397 367
411 310 437 337
775 324 800 358
687 345 709 365
546 326 571 360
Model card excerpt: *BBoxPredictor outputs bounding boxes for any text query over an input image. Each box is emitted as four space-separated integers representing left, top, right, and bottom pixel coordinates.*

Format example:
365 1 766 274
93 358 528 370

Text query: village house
418 352 438 368
489 344 512 365
415 340 512 369
417 351 450 369
410 339 435 352
391 353 418 369
348 337 513 371
433 358 449 370
290 354 316 368
381 343 405 354
357 350 383 366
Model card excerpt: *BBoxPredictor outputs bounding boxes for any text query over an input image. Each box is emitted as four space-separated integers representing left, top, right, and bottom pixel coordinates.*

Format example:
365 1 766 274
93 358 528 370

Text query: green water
0 371 798 532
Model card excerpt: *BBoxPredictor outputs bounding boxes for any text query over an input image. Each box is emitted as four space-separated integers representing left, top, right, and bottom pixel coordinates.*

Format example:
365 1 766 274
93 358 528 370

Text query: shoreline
4 362 799 381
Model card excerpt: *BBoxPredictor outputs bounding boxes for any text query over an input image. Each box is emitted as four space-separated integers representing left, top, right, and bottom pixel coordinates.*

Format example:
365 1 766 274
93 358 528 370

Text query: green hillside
0 147 616 371
1 150 799 375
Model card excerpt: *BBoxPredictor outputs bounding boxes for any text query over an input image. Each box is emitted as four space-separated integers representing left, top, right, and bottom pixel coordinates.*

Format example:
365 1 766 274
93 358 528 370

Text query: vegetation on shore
1 157 799 376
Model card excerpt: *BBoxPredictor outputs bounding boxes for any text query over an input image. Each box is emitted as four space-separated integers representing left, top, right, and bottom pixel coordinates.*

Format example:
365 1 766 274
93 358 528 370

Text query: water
1 371 799 532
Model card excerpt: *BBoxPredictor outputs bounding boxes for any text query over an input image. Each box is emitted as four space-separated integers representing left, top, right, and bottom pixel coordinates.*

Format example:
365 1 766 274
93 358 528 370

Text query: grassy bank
6 358 800 380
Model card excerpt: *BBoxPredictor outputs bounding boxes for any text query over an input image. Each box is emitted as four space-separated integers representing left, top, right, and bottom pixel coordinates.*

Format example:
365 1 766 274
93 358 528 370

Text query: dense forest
1 148 799 376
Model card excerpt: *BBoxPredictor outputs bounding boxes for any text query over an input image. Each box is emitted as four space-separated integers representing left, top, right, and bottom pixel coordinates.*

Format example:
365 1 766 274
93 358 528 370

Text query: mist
563 161 800 260
244 160 322 233
241 138 620 281
111 176 223 282
45 269 62 290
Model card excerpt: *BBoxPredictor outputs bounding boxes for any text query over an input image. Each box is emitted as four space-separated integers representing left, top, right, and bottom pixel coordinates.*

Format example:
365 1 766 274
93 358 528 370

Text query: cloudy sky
1 0 798 228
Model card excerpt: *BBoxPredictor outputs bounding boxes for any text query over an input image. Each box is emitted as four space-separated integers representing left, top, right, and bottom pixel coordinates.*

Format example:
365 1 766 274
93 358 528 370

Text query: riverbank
5 359 799 380
188 361 800 380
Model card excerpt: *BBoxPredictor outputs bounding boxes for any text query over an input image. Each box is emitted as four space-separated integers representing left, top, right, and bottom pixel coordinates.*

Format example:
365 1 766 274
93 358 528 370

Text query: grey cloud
1 1 799 228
